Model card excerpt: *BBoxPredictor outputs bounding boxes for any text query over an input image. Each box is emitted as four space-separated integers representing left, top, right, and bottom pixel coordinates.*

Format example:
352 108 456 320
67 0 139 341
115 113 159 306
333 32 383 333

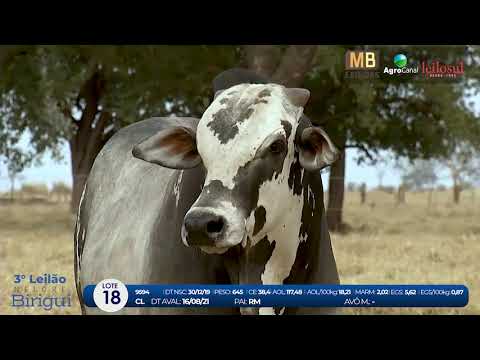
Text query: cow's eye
269 140 286 154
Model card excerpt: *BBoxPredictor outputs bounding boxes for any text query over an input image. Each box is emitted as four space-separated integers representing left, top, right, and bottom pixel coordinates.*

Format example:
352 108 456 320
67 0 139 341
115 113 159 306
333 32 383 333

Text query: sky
0 136 458 192
1 94 479 192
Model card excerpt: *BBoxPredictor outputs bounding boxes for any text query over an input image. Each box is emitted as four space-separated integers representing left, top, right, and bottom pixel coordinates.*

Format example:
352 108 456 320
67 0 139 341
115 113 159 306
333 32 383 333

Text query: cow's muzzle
183 209 226 246
181 206 246 252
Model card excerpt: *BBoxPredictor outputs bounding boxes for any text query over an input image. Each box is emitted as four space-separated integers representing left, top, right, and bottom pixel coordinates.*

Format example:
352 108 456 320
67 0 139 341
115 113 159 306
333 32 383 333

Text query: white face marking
260 190 304 284
192 84 313 307
216 94 304 303
253 151 305 290
195 85 307 298
197 84 301 190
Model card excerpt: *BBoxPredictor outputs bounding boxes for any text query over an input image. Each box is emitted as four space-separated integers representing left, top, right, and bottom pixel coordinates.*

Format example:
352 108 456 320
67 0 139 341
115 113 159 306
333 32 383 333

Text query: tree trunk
244 45 281 78
10 177 14 201
69 70 111 213
70 144 90 214
360 183 366 205
327 148 346 232
243 45 318 87
272 45 318 87
396 184 406 205
453 183 461 204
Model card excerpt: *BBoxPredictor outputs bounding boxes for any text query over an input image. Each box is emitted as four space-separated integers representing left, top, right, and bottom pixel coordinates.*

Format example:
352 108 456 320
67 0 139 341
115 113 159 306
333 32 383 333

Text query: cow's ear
284 88 310 108
297 126 339 171
132 126 201 169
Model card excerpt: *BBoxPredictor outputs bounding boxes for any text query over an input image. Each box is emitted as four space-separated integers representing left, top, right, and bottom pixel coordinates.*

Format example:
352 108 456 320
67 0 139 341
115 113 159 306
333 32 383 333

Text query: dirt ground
1 188 478 315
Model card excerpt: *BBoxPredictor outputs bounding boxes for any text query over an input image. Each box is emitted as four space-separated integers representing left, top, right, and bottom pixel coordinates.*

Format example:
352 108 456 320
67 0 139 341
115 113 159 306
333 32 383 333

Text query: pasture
0 187 478 315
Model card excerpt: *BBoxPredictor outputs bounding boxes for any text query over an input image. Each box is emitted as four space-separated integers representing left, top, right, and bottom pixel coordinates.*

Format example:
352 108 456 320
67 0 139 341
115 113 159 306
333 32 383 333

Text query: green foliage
0 45 239 170
440 143 480 187
398 159 439 191
1 44 480 179
304 45 480 164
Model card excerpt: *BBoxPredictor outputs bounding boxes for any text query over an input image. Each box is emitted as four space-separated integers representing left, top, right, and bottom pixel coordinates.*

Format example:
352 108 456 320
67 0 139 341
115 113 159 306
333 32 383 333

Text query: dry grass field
335 189 480 315
0 188 478 315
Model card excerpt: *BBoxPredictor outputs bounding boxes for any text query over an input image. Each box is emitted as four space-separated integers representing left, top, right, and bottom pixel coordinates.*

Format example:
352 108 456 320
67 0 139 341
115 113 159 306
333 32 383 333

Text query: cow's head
132 84 338 254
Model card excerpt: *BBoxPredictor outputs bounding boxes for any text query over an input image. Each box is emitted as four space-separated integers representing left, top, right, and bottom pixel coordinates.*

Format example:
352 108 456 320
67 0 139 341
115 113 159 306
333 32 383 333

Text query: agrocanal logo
384 54 418 76
394 54 407 68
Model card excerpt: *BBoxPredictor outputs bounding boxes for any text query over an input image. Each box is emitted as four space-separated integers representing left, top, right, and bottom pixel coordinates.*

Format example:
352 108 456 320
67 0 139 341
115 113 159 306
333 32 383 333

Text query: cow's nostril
206 218 224 234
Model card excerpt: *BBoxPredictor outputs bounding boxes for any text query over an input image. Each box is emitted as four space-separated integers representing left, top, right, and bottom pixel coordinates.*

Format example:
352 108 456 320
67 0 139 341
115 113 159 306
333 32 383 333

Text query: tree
397 184 407 205
0 45 239 212
242 45 318 87
440 144 480 204
6 161 24 201
0 135 31 201
360 182 367 204
0 45 319 213
377 168 386 188
303 45 480 231
2 44 480 224
374 155 391 189
397 158 439 208
398 159 439 192
347 182 357 192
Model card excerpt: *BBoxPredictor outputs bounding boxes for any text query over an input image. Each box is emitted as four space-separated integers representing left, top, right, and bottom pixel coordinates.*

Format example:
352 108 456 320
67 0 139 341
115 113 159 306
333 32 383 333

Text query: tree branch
75 69 105 148
345 144 375 162
80 111 111 172
92 111 111 139
58 102 78 126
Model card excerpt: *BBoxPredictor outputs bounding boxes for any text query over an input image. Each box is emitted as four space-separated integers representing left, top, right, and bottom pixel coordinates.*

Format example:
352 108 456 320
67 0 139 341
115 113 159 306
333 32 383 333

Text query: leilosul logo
421 60 464 79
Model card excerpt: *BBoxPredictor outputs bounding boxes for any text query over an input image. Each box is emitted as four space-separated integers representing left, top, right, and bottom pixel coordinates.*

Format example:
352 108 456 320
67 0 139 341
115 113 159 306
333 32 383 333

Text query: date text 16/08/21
145 298 261 306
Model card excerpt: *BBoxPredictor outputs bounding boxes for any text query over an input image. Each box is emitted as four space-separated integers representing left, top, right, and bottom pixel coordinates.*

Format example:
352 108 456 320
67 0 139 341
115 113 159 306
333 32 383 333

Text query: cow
74 68 340 315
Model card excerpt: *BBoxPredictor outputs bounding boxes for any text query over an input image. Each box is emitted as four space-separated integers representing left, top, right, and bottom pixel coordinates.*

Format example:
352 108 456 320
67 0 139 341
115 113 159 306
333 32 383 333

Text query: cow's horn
284 88 310 107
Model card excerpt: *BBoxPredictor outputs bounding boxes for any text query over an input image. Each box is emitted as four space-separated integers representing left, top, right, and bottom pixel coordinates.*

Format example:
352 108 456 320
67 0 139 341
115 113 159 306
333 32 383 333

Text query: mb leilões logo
384 53 419 75
344 50 380 79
